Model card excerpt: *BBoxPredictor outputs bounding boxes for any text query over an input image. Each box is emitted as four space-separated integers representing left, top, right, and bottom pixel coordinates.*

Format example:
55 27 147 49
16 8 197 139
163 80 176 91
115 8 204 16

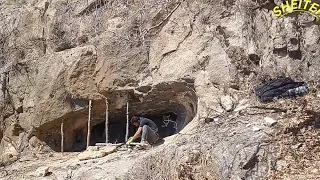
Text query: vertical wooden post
61 119 64 153
86 100 92 148
125 102 129 142
105 98 109 144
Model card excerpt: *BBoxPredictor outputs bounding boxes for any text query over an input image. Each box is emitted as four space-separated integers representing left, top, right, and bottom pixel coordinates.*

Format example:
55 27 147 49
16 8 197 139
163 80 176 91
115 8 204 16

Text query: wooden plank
127 142 141 146
95 143 121 146
105 98 109 144
86 100 92 148
125 102 129 142
61 119 64 153
96 142 141 146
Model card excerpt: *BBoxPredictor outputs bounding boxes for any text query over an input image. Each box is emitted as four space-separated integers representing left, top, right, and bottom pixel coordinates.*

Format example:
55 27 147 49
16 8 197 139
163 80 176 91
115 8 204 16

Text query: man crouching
126 116 159 148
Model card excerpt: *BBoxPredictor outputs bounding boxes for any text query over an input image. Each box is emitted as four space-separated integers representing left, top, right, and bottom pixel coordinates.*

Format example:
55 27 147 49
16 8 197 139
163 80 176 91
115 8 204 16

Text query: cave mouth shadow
37 81 198 152
89 112 178 146
38 104 193 153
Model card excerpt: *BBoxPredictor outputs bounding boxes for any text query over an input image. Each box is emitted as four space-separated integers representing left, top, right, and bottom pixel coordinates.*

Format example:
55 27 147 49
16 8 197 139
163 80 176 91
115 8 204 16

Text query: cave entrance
89 112 178 145
38 81 197 152
80 81 197 150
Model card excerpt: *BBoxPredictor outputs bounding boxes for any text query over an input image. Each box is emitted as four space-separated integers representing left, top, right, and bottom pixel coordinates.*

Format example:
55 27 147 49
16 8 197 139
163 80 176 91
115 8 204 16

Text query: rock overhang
32 80 198 151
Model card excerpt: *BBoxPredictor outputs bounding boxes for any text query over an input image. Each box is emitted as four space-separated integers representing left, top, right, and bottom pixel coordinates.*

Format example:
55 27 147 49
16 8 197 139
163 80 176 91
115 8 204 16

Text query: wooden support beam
96 142 141 146
125 102 129 142
61 119 64 153
105 98 109 144
96 143 119 146
86 100 92 148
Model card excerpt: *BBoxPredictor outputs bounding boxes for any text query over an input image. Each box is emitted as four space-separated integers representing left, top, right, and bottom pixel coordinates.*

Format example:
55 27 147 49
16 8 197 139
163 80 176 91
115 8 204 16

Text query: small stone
252 126 262 132
69 164 81 170
0 153 18 166
35 166 49 177
66 169 73 179
264 117 277 127
206 172 211 178
220 95 234 112
276 160 287 171
204 118 214 123
29 136 44 150
291 143 303 149
311 168 319 173
234 99 249 112
229 131 236 136
78 151 92 161
87 146 99 151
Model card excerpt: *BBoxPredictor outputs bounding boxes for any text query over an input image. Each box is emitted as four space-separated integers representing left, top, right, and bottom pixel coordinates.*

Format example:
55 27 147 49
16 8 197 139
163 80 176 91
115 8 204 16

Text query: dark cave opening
38 81 198 152
143 112 178 139
72 129 86 152
89 112 178 145
90 121 127 145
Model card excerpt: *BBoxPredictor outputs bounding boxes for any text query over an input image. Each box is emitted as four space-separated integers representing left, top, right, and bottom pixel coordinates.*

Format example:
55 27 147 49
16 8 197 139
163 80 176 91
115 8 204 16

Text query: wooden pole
125 102 129 142
105 98 109 144
61 119 64 153
86 100 92 148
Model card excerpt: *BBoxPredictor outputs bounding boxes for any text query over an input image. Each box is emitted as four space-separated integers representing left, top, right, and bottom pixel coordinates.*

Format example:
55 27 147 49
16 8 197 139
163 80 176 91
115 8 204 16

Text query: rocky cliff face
0 0 319 179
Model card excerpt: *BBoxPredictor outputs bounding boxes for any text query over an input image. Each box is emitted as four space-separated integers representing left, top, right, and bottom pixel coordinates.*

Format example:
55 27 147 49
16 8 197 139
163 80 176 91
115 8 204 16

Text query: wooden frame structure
83 94 130 148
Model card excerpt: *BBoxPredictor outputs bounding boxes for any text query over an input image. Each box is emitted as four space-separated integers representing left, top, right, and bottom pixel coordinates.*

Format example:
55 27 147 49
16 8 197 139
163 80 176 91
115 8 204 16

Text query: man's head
130 116 140 127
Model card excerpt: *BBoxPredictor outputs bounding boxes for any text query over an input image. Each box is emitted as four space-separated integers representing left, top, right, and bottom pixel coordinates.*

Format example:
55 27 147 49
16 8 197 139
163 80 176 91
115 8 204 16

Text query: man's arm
131 127 142 141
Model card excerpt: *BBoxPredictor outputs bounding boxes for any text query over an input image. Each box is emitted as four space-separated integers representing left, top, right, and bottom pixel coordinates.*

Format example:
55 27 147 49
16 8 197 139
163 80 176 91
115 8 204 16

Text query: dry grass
259 96 320 179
